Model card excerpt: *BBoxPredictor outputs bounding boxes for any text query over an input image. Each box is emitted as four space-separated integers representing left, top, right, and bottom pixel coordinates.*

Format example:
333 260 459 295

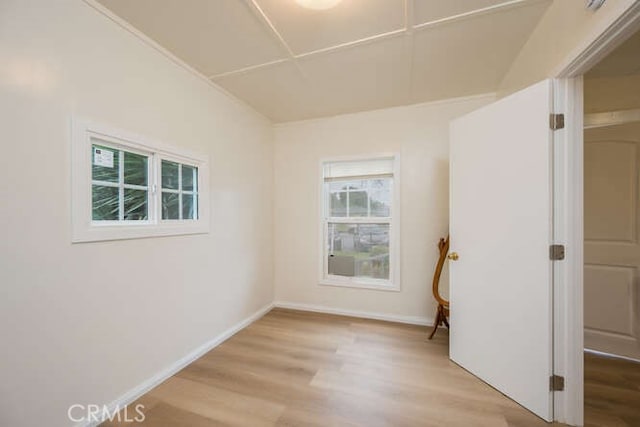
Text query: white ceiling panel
414 0 509 25
411 1 550 103
97 0 287 76
297 34 411 117
255 0 405 55
213 61 322 122
94 0 551 122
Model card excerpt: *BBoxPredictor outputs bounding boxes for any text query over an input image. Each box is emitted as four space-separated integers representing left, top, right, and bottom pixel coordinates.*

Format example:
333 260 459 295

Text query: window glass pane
329 191 347 217
92 185 119 220
369 178 391 217
92 145 119 183
328 182 347 217
123 189 148 220
182 194 198 220
182 165 197 192
124 152 148 186
162 192 179 220
343 180 366 192
349 190 368 217
162 160 179 190
328 182 343 192
327 223 389 280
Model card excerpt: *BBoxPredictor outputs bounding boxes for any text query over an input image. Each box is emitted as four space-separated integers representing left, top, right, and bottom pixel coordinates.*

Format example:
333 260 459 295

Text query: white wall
585 74 640 113
273 95 494 322
499 0 637 96
0 1 273 426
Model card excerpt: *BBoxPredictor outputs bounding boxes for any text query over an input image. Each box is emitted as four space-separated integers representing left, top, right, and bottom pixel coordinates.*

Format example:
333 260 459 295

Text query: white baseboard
79 302 274 427
585 348 640 364
273 301 436 327
584 328 640 362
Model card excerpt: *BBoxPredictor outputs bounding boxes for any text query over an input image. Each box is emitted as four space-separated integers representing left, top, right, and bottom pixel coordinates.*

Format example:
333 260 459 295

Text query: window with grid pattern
72 119 208 243
321 156 399 290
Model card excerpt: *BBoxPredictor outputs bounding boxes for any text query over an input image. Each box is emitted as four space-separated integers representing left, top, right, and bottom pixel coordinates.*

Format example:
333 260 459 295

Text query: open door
449 79 554 421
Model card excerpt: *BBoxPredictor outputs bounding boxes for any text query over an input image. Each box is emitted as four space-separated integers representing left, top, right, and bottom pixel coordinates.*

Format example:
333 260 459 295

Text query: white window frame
319 154 401 291
72 118 210 243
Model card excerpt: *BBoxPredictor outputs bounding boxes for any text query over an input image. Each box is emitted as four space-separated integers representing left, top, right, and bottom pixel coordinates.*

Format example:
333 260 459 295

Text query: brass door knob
447 252 459 261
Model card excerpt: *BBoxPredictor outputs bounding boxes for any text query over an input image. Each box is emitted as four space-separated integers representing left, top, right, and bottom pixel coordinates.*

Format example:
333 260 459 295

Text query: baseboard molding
585 348 640 364
584 328 640 362
273 301 436 327
79 302 274 427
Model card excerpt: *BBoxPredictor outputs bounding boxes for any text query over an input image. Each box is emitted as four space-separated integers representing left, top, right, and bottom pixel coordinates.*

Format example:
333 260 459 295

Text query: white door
584 121 640 361
449 79 554 421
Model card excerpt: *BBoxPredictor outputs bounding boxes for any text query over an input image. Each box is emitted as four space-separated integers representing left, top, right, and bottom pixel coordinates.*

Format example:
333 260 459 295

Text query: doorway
582 28 640 426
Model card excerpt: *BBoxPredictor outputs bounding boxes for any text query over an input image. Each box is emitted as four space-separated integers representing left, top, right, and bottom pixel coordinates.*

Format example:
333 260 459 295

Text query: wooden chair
428 235 450 340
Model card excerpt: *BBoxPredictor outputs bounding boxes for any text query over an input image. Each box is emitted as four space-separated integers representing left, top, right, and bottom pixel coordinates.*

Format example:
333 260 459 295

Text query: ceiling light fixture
295 0 343 10
585 0 606 11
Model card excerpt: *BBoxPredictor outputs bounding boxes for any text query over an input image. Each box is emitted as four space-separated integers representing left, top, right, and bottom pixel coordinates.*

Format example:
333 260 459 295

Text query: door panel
449 79 553 421
584 122 640 360
584 141 636 242
584 265 634 335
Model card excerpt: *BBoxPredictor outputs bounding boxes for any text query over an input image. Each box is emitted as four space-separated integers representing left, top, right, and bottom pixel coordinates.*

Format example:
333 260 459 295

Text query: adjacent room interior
2 1 640 426
582 28 640 426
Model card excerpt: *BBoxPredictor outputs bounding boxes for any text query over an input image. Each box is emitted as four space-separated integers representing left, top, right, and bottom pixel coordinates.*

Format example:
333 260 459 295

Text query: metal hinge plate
549 244 565 261
550 375 565 391
550 113 565 130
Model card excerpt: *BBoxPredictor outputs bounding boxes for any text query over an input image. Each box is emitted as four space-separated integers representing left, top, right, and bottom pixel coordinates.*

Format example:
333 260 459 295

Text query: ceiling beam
246 0 296 58
404 0 414 34
209 59 289 80
295 29 406 60
413 0 540 32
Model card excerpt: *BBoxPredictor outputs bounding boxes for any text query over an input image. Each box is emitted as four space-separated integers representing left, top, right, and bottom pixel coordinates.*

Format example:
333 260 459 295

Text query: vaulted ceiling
96 0 552 122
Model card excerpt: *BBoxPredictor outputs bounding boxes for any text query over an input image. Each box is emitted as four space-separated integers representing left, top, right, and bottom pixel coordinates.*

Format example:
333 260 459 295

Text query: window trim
72 118 210 243
318 154 401 291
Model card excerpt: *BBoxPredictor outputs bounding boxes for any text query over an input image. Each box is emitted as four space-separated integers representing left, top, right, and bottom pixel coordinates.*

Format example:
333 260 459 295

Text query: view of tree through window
161 160 198 220
91 143 149 221
329 179 391 217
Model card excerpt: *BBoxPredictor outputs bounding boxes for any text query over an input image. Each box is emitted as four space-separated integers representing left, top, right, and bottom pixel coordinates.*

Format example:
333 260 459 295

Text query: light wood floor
103 309 638 426
584 352 640 427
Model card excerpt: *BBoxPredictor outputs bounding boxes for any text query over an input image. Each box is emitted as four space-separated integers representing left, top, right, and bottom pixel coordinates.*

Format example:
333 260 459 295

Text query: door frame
552 4 640 425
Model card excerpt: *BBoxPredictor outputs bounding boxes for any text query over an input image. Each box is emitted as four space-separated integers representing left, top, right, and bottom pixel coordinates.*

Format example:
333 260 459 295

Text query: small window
321 156 400 291
72 119 209 242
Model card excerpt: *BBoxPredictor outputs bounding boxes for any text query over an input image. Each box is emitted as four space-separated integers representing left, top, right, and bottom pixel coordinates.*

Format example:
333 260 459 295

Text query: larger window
72 119 209 242
321 156 400 290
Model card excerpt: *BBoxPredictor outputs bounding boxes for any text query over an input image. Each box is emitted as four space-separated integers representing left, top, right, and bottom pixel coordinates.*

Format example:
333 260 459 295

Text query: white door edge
551 3 640 426
551 77 584 426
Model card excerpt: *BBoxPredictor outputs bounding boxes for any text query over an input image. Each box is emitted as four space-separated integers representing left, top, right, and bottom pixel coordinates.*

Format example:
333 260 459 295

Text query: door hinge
550 113 565 130
549 244 565 261
550 375 565 391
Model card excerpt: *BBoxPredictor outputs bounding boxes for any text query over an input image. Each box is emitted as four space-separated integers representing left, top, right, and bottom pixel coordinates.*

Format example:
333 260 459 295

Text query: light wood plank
103 308 639 426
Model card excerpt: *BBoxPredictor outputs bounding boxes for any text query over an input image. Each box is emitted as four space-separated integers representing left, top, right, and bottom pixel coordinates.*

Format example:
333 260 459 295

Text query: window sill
71 221 209 243
319 278 400 292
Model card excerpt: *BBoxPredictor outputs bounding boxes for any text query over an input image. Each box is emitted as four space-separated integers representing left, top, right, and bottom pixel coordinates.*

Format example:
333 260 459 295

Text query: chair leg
428 306 442 340
441 306 450 329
